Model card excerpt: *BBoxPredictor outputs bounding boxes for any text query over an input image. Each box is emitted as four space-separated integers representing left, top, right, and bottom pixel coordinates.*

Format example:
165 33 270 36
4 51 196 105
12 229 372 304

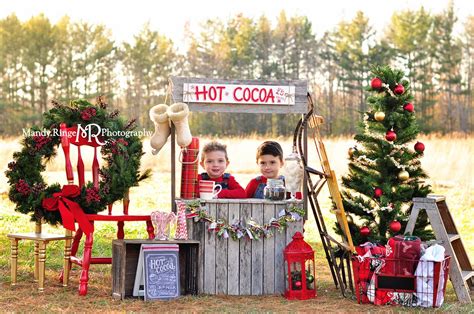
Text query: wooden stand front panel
186 199 303 295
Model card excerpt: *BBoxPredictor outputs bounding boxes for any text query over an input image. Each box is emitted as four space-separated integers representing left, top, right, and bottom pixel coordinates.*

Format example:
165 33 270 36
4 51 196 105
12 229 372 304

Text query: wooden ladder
405 195 473 303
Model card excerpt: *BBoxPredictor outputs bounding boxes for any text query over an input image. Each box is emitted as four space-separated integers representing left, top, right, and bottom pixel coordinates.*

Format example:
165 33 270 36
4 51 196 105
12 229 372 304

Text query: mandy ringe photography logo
23 123 153 144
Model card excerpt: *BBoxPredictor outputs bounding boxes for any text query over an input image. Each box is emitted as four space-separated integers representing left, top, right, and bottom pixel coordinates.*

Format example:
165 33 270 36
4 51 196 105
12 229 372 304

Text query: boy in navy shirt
245 141 284 198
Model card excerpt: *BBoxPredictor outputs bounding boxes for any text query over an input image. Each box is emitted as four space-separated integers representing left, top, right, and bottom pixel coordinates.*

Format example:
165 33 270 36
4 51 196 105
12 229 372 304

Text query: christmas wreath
5 98 150 227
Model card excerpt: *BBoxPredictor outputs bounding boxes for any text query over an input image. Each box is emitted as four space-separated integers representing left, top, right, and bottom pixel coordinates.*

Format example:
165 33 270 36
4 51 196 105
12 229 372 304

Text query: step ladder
405 195 473 304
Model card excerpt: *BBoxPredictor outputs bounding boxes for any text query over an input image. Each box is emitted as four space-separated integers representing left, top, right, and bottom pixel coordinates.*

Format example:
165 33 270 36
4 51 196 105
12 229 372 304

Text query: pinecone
101 184 110 195
31 182 46 195
124 119 137 131
51 99 63 109
97 95 108 109
108 110 119 119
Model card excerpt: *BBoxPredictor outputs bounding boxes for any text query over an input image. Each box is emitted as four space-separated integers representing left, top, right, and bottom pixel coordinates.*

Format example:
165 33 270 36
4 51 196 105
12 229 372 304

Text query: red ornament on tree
385 130 397 142
389 220 402 233
374 187 383 198
403 103 414 112
371 77 383 90
414 141 425 153
360 226 370 237
394 84 405 95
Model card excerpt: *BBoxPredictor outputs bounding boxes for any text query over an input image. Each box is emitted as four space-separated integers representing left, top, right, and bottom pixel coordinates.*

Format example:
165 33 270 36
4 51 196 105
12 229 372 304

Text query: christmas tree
341 65 433 245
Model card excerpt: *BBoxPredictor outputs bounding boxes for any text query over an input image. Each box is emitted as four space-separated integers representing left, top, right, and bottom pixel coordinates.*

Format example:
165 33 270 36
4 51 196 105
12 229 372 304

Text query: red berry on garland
403 103 414 112
414 141 425 153
389 220 401 233
360 226 370 237
394 84 405 95
374 187 383 198
385 130 397 142
16 179 31 196
371 77 383 90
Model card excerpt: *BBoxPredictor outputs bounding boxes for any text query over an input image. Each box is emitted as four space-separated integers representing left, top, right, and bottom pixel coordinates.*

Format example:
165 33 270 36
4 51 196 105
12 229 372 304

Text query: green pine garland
5 98 151 226
183 200 304 241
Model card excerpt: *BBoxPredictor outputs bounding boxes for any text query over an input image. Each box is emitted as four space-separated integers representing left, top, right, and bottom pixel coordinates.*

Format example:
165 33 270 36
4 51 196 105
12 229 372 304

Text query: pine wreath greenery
5 98 151 226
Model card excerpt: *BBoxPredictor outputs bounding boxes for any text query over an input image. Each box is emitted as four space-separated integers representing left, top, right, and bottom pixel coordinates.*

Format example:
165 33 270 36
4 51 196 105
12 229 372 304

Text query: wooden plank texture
239 203 252 295
263 203 275 294
251 203 264 295
274 204 287 294
227 202 240 295
182 201 304 296
203 203 216 294
215 203 229 294
170 76 308 114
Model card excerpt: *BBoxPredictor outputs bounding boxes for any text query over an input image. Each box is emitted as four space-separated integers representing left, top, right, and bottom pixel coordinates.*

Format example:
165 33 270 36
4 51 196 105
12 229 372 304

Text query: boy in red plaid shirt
198 141 245 199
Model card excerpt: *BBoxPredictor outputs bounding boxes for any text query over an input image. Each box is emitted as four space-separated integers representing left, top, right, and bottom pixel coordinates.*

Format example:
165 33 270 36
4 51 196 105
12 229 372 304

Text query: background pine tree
340 65 434 245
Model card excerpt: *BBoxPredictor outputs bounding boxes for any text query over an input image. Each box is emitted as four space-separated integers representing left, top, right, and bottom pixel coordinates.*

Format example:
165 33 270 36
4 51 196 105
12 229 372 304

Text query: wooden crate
111 239 199 300
186 199 304 295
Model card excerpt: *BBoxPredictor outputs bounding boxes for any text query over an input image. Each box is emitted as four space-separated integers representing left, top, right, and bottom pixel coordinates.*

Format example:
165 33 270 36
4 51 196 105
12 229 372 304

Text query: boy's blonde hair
201 141 228 162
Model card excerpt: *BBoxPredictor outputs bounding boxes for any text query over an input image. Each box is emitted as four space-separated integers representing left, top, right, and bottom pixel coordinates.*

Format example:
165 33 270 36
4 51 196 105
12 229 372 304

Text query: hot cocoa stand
168 77 308 295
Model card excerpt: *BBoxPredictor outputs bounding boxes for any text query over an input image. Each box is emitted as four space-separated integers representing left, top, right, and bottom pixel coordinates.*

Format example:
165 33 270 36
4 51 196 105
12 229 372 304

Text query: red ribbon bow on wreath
42 185 94 235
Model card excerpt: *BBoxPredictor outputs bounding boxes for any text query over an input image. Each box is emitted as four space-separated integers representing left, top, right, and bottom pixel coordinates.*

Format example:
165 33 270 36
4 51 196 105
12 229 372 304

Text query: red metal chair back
59 123 104 189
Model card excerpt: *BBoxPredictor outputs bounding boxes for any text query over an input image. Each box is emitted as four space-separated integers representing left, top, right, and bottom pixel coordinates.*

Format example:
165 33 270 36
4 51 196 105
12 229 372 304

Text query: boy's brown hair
256 141 283 162
201 141 228 162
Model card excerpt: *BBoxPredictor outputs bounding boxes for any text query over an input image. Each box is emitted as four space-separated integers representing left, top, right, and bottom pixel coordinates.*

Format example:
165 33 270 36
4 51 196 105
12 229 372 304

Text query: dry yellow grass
0 134 472 311
1 134 473 251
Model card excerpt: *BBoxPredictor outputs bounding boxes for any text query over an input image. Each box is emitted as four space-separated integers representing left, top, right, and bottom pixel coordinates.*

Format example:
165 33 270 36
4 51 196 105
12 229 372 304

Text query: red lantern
180 137 200 199
284 232 317 300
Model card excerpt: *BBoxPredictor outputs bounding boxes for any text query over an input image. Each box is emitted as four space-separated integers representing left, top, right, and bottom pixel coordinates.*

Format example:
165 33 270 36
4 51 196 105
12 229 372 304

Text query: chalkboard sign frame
134 244 181 301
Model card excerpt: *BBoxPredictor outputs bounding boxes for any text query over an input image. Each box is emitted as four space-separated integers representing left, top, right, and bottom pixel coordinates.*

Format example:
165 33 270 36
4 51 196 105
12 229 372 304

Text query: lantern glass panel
305 259 315 290
290 262 303 290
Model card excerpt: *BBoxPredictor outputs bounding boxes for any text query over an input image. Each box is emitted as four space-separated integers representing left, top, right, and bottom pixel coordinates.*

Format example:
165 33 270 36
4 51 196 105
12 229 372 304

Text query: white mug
199 180 222 200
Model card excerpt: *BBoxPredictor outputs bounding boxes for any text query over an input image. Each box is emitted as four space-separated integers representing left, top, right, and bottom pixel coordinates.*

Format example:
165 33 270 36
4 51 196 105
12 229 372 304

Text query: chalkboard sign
133 244 180 301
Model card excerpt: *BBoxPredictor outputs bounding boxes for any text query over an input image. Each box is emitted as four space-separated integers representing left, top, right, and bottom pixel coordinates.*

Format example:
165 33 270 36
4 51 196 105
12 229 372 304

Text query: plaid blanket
180 137 199 199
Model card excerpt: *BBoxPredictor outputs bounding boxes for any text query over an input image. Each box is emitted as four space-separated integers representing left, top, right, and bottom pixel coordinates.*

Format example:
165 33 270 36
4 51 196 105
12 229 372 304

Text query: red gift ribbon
42 185 94 235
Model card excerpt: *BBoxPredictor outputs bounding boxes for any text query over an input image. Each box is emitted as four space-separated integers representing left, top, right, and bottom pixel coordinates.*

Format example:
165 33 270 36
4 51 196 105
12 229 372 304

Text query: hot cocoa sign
183 83 295 105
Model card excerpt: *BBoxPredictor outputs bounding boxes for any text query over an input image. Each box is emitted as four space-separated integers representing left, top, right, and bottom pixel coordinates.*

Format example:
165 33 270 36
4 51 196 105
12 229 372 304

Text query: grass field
0 134 472 311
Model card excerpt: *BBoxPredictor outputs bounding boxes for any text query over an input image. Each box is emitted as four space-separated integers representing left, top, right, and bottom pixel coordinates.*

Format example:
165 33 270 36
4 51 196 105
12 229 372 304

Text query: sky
1 0 472 50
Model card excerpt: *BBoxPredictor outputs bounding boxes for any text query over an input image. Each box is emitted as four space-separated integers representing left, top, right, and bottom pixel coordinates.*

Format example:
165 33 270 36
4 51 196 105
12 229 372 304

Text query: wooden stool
7 221 73 292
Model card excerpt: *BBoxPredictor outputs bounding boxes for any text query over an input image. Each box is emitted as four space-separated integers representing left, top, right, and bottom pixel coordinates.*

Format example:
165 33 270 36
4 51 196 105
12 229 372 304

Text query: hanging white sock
149 104 171 155
167 102 192 148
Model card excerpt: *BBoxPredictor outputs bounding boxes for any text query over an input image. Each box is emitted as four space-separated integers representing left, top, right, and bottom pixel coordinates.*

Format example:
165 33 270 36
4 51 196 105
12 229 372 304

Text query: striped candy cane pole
174 201 188 240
